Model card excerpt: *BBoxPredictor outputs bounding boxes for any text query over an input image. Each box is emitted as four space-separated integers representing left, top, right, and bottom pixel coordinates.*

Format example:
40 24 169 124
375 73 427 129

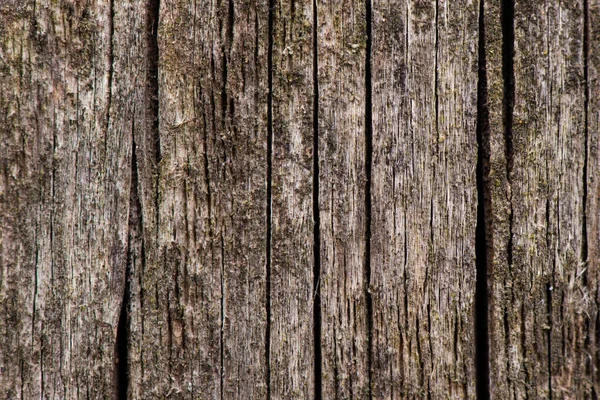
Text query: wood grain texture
316 0 369 397
371 0 478 398
270 0 315 398
485 0 594 398
2 0 599 398
147 0 269 397
588 0 600 396
0 0 142 397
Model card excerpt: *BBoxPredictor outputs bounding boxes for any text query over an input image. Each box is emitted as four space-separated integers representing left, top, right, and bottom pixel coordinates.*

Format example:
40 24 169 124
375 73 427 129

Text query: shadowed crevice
312 0 323 398
475 0 491 398
582 0 590 280
146 0 161 228
364 0 374 398
501 0 514 270
115 136 143 400
265 0 274 397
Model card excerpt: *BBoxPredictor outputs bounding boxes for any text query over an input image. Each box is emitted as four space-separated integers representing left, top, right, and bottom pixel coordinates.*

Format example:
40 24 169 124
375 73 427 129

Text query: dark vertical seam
312 0 322 399
428 2 440 394
501 0 515 395
583 0 592 392
105 0 114 163
582 0 590 282
146 0 161 229
364 0 374 398
115 135 140 400
220 233 225 400
475 0 491 399
265 0 274 397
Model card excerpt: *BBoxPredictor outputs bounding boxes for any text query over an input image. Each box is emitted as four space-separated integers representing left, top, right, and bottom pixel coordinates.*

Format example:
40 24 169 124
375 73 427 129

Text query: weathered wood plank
588 0 600 395
482 0 511 398
144 0 220 396
219 2 269 396
486 0 590 397
150 0 269 397
0 0 142 397
371 0 478 397
270 0 315 398
316 0 369 397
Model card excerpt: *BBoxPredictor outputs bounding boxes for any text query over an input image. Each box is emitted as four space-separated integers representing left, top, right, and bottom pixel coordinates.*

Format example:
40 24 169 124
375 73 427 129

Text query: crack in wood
475 0 491 398
265 0 274 396
312 1 322 398
115 135 141 400
364 0 374 397
146 0 161 232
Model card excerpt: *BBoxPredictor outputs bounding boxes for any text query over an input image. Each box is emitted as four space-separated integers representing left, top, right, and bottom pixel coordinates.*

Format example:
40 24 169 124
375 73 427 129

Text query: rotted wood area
0 0 598 398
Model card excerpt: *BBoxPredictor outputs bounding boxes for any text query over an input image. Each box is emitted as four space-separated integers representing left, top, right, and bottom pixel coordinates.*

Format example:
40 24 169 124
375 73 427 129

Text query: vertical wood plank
482 0 510 397
153 0 269 397
149 0 220 396
545 2 588 397
0 0 142 397
371 0 478 397
270 0 315 398
588 0 600 395
317 0 369 397
486 0 590 397
220 1 268 396
371 0 410 395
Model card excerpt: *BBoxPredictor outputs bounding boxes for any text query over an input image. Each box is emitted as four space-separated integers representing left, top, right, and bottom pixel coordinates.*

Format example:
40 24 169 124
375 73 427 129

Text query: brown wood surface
0 0 143 397
271 0 315 398
371 1 478 397
484 0 597 398
1 0 599 398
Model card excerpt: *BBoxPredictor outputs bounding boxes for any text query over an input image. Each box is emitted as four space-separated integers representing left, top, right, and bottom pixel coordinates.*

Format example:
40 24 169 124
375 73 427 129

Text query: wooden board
316 0 369 397
0 0 143 397
485 0 593 397
143 0 269 397
270 0 315 398
371 0 479 397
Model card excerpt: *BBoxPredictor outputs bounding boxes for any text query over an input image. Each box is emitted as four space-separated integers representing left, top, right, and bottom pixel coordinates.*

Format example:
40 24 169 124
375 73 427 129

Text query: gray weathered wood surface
1 0 598 398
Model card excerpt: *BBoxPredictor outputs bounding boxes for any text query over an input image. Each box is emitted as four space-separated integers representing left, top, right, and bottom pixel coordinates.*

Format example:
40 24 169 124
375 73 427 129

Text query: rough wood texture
0 0 142 397
316 0 369 397
485 0 596 398
144 0 269 397
371 0 479 397
2 0 599 398
270 0 315 398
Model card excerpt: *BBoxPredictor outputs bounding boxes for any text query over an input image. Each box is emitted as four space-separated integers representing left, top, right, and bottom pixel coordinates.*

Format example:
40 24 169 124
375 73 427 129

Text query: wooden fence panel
271 0 315 398
152 0 269 398
2 0 600 398
371 0 478 398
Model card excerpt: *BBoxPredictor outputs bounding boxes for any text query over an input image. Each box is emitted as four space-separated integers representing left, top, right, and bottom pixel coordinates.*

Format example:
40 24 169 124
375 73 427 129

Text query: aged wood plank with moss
486 0 593 397
147 0 269 397
316 0 369 397
371 0 478 397
270 0 315 398
0 0 145 397
588 0 600 394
